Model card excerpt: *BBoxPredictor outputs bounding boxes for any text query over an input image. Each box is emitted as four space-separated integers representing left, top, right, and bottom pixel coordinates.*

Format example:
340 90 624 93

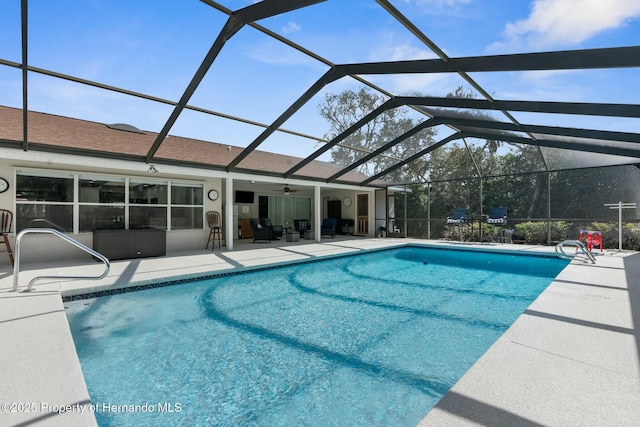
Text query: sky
1 0 639 163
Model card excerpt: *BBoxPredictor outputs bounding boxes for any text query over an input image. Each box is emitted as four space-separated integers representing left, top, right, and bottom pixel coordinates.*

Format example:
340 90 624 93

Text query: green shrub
551 221 572 242
515 221 547 244
514 221 572 244
622 223 640 251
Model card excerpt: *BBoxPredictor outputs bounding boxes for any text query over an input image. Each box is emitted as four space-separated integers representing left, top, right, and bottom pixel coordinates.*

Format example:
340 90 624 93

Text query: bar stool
206 211 223 250
0 209 14 266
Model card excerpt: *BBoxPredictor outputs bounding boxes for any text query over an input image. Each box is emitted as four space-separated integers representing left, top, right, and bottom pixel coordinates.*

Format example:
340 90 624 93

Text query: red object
578 230 603 252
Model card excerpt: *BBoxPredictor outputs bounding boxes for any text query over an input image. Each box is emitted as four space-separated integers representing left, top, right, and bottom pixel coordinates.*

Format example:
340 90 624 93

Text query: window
79 176 126 232
16 173 74 232
129 181 168 229
15 171 204 233
171 183 204 230
129 181 168 205
16 174 74 202
79 176 125 203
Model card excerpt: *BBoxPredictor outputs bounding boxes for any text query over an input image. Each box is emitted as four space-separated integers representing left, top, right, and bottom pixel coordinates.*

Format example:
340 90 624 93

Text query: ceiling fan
273 185 299 195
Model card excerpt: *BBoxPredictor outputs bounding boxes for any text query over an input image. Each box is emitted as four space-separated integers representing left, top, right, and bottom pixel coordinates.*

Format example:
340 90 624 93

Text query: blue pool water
65 246 568 426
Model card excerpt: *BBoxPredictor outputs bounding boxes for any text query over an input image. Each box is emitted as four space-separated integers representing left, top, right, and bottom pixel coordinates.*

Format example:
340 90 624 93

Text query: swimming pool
65 246 568 426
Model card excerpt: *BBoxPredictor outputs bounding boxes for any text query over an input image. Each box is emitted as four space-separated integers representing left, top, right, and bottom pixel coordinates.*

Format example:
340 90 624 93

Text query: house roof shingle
0 105 380 186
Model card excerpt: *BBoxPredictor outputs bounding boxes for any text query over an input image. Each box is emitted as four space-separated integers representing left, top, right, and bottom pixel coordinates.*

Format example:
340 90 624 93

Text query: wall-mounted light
284 185 290 196
148 165 158 174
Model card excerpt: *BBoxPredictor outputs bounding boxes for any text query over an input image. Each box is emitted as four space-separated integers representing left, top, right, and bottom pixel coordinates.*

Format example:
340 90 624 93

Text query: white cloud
364 35 450 95
387 43 435 62
282 21 300 34
368 33 438 62
390 73 459 94
490 0 640 51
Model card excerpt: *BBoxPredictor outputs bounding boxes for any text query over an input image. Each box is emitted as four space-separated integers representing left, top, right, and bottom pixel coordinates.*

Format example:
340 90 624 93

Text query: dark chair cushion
294 219 309 233
487 207 508 225
260 218 283 238
446 208 468 224
250 219 272 242
321 218 337 238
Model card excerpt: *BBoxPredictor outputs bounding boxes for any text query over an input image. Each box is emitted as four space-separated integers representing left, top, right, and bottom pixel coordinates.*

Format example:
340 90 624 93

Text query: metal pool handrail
555 240 596 264
12 228 110 293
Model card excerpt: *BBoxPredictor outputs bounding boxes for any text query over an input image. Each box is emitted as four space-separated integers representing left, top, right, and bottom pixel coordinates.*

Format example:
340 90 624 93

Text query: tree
318 87 436 183
318 86 640 233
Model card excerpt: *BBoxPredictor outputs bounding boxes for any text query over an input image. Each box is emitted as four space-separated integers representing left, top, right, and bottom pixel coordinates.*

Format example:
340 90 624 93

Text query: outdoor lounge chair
446 208 468 240
447 208 468 225
294 219 310 234
249 219 272 243
486 207 508 225
260 218 283 239
486 207 508 242
321 218 337 238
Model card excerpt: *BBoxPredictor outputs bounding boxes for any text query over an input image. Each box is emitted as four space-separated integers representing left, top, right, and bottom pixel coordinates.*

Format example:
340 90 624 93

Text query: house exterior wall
0 150 223 264
0 148 379 265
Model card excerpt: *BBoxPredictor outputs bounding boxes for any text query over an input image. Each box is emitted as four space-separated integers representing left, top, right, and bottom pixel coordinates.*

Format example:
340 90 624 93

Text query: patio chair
0 209 14 266
577 229 603 252
249 219 272 243
446 208 468 241
486 207 508 243
294 219 310 234
206 211 222 250
321 218 337 238
260 218 283 239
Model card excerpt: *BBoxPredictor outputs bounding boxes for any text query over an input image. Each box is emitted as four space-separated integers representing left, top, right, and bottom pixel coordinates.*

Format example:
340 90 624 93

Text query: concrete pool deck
1 237 638 426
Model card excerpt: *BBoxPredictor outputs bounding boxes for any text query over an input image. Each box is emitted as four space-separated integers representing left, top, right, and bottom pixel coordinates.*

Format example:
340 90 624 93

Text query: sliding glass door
268 196 311 229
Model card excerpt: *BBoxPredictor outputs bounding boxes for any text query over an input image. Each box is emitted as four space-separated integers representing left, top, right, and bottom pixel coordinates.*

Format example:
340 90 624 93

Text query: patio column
314 185 321 242
225 177 234 250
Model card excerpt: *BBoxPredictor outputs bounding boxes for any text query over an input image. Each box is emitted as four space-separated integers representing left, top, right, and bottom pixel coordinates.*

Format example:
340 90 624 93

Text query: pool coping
419 246 640 426
1 238 638 426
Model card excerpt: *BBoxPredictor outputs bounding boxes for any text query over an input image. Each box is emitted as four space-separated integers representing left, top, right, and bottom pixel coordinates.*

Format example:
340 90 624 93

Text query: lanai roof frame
6 0 640 187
